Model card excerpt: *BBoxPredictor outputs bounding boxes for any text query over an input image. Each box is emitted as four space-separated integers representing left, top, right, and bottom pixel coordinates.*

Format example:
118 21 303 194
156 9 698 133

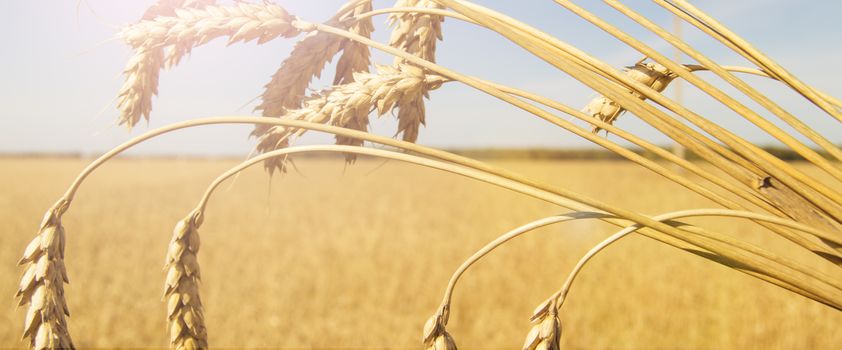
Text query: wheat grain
16 200 74 350
164 213 207 350
255 64 447 172
584 60 677 133
522 299 561 350
117 2 300 127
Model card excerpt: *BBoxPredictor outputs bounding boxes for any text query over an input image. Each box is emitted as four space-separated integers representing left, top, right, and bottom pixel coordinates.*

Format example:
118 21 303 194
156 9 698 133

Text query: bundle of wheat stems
16 0 842 349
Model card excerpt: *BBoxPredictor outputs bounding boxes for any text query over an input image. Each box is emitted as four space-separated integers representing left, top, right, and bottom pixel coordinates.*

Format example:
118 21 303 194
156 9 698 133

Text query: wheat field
2 156 841 349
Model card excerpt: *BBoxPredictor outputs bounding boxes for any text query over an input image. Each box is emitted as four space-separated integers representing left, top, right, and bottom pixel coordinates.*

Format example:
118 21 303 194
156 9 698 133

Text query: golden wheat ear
254 64 448 169
117 2 302 128
164 213 207 350
17 200 74 350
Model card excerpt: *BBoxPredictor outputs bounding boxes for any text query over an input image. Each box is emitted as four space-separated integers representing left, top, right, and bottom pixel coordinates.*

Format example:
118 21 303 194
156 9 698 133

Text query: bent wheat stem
437 209 842 322
550 209 842 308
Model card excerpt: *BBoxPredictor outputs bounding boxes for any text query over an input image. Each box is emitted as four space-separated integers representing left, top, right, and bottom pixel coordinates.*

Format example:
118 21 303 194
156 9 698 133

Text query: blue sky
1 1 841 156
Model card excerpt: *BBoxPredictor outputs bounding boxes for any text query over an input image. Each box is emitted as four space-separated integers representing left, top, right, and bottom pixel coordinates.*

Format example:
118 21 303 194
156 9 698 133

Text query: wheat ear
16 200 74 350
117 2 300 127
253 1 373 137
255 64 448 171
388 0 445 141
164 212 207 350
253 30 344 132
334 0 374 85
117 0 214 127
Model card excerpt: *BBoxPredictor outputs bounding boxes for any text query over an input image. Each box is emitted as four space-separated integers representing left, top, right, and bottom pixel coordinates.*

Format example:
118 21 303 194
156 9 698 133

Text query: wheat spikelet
117 2 300 127
333 1 374 85
522 299 561 350
255 64 447 172
585 61 677 133
422 313 458 350
16 200 74 350
388 0 445 141
164 213 206 350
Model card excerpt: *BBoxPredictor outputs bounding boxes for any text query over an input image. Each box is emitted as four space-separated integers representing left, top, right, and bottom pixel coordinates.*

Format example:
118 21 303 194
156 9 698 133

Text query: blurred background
2 1 842 349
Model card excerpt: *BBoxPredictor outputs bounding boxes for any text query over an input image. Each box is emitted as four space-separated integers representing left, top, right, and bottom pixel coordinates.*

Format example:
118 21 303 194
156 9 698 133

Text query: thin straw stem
686 65 842 108
660 0 842 123
464 0 842 224
547 0 842 204
441 208 838 315
551 209 842 306
605 0 842 168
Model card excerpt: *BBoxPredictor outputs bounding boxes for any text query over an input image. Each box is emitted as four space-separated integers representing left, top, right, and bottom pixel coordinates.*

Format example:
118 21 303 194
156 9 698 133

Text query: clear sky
1 1 841 156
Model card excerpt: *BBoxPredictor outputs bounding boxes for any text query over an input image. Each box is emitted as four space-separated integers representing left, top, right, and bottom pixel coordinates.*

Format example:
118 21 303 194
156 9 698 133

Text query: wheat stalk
307 9 842 265
436 0 842 235
255 64 448 171
602 0 842 166
292 22 842 303
16 199 74 350
657 0 842 123
164 212 207 350
117 2 300 127
23 112 842 349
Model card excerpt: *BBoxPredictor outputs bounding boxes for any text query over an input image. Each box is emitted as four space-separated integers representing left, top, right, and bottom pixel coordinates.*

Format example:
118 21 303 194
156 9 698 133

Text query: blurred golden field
2 156 841 349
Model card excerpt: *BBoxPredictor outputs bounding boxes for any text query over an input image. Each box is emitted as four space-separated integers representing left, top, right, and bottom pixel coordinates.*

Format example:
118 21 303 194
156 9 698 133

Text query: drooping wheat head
118 2 301 127
117 0 209 128
16 200 74 350
388 0 445 141
164 212 206 349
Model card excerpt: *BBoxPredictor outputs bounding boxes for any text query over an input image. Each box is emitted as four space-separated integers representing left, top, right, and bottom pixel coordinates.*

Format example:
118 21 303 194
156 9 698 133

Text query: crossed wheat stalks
16 0 842 349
